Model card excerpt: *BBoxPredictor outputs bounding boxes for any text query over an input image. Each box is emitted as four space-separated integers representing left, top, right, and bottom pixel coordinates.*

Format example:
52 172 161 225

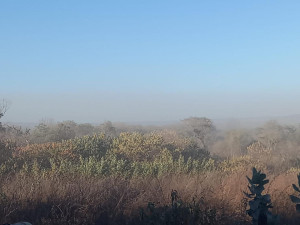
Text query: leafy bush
0 139 15 164
244 168 279 225
111 132 164 161
290 173 300 213
15 134 110 164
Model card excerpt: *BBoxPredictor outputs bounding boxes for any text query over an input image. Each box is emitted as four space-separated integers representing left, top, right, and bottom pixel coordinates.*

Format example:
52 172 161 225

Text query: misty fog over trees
1 99 300 224
1 99 299 171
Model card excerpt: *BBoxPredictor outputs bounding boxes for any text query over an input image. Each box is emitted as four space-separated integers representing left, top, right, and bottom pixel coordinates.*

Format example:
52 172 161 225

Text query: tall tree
182 117 216 149
0 99 9 132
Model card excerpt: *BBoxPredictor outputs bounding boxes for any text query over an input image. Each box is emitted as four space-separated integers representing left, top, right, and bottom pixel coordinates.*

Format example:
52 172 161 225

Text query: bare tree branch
0 99 9 119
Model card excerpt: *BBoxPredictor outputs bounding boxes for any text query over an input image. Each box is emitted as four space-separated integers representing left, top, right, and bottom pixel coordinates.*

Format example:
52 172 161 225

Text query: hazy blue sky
1 1 300 123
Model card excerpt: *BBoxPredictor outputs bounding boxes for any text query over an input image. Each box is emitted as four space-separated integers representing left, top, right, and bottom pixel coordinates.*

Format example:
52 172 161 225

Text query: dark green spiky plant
244 168 279 225
290 173 300 213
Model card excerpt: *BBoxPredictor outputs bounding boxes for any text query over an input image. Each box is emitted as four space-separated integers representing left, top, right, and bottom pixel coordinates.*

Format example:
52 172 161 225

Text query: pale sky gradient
1 1 300 123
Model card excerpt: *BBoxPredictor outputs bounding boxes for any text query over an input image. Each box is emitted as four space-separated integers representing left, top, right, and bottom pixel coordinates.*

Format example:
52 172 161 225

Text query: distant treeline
0 116 300 175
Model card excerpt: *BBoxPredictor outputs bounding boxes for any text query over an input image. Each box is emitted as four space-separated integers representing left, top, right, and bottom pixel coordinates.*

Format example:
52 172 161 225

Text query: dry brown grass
0 169 299 225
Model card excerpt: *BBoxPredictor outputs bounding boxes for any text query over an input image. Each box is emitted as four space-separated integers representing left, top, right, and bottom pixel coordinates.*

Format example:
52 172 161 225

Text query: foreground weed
290 173 300 213
244 168 279 225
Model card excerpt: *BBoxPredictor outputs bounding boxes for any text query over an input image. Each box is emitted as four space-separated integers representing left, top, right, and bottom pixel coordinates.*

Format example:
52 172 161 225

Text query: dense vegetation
0 109 300 224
